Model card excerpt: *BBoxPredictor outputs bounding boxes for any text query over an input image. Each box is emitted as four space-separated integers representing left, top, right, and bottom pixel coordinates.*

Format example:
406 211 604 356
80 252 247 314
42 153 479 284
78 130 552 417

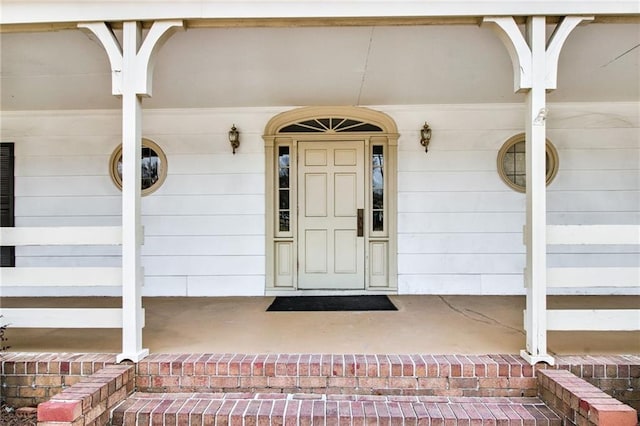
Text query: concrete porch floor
1 295 639 355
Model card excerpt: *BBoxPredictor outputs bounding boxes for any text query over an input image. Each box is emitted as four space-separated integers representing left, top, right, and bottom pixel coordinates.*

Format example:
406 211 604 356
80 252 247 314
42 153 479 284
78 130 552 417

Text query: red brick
299 376 328 388
268 376 297 388
38 400 83 422
589 403 637 426
448 377 478 389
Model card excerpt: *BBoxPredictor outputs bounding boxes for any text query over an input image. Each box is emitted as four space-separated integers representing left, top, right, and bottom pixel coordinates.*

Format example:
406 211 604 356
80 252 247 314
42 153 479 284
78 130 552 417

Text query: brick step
137 354 538 397
111 392 561 425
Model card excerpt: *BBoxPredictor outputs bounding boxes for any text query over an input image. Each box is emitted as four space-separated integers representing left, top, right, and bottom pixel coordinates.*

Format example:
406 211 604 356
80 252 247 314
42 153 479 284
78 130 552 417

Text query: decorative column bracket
482 16 593 92
79 20 183 96
79 20 183 363
482 15 591 366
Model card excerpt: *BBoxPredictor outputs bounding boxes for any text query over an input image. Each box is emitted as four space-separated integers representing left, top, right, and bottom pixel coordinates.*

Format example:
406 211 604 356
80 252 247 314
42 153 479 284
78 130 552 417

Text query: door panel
304 173 327 217
298 141 365 289
334 173 356 216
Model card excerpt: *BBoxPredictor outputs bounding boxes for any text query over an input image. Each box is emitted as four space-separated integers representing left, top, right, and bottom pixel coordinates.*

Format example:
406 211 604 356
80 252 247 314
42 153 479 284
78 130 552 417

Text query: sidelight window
372 145 384 232
278 146 291 232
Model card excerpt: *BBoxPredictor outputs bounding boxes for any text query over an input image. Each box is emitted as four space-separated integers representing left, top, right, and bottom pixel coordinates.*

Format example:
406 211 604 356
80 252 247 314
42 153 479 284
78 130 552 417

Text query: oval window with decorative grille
497 133 559 192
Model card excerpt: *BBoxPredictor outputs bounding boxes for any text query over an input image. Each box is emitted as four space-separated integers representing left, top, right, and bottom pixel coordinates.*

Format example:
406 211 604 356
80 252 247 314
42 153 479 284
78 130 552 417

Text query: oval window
497 133 559 192
109 138 167 196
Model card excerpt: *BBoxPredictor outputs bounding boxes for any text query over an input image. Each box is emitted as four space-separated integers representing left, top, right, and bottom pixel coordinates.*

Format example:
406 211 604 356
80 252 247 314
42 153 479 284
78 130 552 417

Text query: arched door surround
264 106 399 294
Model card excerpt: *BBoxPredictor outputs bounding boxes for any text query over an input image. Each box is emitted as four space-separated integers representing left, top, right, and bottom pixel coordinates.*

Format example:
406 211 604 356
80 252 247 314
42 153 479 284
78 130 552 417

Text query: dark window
278 146 290 232
0 143 15 267
372 145 384 231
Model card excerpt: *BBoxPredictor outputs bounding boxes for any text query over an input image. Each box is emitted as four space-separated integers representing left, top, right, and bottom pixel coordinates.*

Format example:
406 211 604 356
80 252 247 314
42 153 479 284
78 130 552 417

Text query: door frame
263 106 399 295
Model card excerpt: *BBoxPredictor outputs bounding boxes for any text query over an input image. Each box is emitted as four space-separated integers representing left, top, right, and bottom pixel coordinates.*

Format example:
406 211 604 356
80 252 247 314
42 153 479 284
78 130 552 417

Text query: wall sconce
228 124 240 154
420 122 432 153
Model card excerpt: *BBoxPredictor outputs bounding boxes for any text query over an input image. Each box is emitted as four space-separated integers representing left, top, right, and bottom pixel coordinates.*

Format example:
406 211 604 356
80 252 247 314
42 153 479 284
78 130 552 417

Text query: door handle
357 209 364 237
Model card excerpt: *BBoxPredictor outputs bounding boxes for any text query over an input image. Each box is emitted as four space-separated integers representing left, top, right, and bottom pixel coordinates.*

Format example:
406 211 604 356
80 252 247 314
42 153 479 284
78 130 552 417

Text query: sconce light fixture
420 122 432 153
228 124 240 154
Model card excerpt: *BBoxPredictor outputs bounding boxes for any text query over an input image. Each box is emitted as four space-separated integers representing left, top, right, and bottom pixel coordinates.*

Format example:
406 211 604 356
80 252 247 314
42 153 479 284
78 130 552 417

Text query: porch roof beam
1 0 638 26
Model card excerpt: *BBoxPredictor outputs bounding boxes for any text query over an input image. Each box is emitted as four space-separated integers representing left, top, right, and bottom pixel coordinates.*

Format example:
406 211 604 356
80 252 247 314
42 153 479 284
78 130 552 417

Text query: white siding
390 102 639 295
1 102 638 296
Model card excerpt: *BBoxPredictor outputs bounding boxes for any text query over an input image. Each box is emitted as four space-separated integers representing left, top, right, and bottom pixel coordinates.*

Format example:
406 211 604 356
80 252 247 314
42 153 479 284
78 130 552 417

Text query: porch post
120 21 146 362
483 15 591 365
523 16 551 364
79 20 183 362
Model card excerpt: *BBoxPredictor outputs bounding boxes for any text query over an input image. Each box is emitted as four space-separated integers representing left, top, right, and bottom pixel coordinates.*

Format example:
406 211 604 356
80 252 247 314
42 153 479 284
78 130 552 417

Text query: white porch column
120 21 145 362
79 20 183 362
483 16 591 365
523 16 551 365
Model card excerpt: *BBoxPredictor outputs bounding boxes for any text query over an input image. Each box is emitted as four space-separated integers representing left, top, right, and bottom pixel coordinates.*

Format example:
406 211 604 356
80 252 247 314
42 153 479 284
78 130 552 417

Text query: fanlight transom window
279 118 383 133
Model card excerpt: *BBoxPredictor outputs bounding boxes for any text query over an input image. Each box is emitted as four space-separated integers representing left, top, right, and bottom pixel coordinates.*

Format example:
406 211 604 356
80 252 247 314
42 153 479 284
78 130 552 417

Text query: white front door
297 141 365 289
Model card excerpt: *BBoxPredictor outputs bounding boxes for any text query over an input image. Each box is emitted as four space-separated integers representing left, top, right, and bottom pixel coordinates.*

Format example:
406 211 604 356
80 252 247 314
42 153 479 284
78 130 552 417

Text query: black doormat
266 295 397 312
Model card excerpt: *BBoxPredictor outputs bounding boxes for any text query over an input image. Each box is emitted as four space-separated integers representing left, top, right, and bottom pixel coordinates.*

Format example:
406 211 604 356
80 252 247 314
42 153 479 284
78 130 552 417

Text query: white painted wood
369 241 387 287
141 236 265 256
0 308 127 328
525 16 552 364
16 217 121 227
0 227 122 246
133 20 184 95
142 255 265 276
13 245 121 256
5 1 637 25
160 174 264 195
0 267 121 286
2 103 637 138
556 149 640 171
399 170 640 193
15 155 112 176
551 170 640 191
546 309 640 331
548 191 640 212
547 267 640 287
78 22 124 95
187 275 265 297
398 233 524 254
3 102 638 299
15 197 121 217
16 176 120 197
298 141 365 289
482 17 532 91
398 212 526 233
142 276 187 296
547 225 640 245
399 254 525 274
399 192 524 213
399 171 507 192
141 195 265 215
168 153 265 174
142 215 264 236
545 17 594 89
275 242 293 288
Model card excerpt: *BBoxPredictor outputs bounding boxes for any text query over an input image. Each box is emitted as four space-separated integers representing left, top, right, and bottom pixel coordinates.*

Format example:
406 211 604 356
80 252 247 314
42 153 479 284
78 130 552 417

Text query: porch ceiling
1 22 639 111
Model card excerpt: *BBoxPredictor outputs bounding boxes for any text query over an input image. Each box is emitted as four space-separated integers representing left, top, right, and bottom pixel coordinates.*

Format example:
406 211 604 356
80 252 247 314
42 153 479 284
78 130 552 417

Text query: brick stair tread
111 392 561 425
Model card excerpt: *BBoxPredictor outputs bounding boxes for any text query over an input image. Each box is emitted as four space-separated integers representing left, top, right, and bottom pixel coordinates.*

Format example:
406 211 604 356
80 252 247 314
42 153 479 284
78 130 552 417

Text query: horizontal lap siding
393 103 639 296
2 102 638 296
3 109 274 296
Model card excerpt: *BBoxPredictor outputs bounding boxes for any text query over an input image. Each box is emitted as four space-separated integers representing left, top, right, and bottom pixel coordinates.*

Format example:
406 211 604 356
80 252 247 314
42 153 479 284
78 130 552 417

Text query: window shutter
0 143 15 267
